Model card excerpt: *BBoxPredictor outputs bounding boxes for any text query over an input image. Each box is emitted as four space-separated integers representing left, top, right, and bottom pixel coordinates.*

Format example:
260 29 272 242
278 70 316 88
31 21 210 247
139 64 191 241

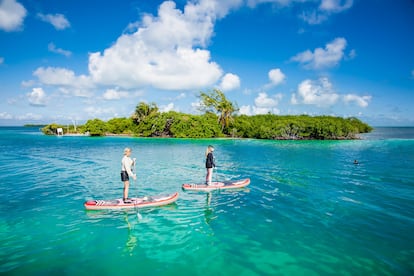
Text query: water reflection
124 213 139 255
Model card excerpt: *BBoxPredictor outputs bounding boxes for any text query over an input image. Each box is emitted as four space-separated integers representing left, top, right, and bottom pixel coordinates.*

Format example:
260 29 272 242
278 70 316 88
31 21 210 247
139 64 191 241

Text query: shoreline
56 132 362 140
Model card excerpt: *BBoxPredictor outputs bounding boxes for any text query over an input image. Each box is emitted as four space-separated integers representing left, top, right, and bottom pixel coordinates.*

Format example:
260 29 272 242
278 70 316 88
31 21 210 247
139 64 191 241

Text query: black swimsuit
206 153 215 168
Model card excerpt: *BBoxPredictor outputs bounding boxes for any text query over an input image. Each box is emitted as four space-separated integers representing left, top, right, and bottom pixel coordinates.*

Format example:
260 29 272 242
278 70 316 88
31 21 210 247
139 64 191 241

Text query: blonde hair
205 145 214 157
124 147 131 155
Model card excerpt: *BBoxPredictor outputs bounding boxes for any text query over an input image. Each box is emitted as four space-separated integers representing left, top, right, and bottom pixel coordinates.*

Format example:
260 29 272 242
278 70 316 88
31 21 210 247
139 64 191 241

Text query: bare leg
206 168 213 185
123 180 130 200
206 168 210 183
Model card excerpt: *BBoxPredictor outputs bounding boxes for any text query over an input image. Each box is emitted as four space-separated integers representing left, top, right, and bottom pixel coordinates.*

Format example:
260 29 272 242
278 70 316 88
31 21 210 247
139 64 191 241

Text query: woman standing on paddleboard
205 145 215 185
121 148 136 203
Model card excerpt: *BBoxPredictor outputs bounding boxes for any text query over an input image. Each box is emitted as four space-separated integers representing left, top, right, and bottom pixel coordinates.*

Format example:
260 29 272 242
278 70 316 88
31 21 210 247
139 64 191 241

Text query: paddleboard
84 192 179 210
182 178 250 192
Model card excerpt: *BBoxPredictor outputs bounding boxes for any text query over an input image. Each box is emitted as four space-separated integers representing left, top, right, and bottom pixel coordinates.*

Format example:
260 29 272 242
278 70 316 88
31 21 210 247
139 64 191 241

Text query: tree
131 102 159 124
199 89 238 133
106 117 134 134
83 119 107 136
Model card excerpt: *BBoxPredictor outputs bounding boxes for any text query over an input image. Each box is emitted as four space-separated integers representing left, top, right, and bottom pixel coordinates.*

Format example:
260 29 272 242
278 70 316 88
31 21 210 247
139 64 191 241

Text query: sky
0 0 413 126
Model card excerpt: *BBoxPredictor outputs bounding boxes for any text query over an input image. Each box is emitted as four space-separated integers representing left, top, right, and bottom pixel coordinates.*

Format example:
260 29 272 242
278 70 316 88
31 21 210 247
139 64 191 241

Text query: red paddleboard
84 192 179 210
182 178 250 192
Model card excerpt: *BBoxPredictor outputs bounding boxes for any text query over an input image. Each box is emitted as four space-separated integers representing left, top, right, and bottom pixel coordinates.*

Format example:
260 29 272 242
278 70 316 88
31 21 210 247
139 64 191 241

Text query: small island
41 89 372 140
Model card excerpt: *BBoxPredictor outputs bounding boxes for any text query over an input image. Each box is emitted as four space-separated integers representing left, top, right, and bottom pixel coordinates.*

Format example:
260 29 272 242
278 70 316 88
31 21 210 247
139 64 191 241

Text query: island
41 89 372 140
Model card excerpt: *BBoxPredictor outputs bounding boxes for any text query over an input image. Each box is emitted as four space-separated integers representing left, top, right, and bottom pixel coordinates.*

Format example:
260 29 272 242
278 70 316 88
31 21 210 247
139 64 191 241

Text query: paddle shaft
133 158 142 220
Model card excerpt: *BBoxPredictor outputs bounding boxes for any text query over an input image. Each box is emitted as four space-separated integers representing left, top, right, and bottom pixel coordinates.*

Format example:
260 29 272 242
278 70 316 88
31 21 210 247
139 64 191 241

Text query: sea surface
0 127 413 275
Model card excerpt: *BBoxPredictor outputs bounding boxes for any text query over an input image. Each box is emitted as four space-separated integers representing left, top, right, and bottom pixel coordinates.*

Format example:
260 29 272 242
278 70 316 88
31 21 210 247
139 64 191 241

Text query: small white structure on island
57 128 63 136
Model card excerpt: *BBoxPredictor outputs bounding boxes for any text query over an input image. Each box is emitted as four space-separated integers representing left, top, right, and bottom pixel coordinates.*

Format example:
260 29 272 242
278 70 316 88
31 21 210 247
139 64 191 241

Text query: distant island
41 89 372 140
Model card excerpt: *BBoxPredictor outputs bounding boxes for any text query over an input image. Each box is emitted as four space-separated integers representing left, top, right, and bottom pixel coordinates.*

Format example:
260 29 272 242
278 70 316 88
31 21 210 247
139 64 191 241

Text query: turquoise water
1 127 413 275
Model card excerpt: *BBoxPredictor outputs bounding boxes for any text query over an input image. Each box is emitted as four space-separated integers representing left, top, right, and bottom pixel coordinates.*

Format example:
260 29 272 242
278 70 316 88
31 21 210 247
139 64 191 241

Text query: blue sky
1 0 413 126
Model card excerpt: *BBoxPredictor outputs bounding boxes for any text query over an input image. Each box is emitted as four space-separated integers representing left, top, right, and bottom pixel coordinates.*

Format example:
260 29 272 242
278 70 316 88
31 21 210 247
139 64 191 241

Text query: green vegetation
199 89 238 131
41 89 372 139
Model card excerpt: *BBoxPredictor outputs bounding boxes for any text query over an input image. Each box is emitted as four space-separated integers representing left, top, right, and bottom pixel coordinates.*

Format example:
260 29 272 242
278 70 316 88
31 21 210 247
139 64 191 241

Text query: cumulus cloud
291 37 347 70
33 67 94 96
48 43 72 57
343 94 371 107
218 73 240 91
292 77 371 108
37 13 70 30
27 88 47 106
291 77 339 106
255 92 282 113
102 88 130 100
160 102 175 112
0 0 26 31
238 105 252 115
266 68 286 88
239 92 282 115
32 0 241 92
87 0 247 90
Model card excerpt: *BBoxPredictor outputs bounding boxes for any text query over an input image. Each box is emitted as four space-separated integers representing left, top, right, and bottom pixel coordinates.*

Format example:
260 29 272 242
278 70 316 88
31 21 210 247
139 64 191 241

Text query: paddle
133 158 142 220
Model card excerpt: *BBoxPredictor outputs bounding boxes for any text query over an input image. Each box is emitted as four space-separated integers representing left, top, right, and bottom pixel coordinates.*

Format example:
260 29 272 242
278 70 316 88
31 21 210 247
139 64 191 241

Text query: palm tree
131 102 159 124
199 89 238 132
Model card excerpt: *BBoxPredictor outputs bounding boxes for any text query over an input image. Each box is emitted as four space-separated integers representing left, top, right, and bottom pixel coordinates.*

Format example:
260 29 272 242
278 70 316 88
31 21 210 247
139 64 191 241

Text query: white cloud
27 88 47 106
37 13 70 30
88 1 234 91
301 0 353 24
343 94 371 107
0 0 26 31
48 43 72 57
239 105 252 115
160 102 175 112
347 49 356 60
219 73 240 91
16 113 43 121
0 112 13 119
291 37 347 69
102 88 129 100
33 67 94 97
255 92 282 113
291 77 339 106
255 92 282 107
267 68 286 87
239 92 282 115
246 0 353 24
84 106 116 118
319 0 353 13
57 87 94 98
191 100 203 113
